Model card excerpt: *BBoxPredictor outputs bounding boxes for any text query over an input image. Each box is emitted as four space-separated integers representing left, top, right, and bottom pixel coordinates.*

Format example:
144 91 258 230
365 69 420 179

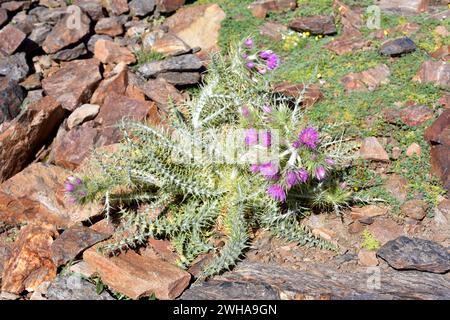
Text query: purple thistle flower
246 62 255 69
292 140 301 149
240 106 250 118
259 50 273 59
250 164 260 173
265 173 280 181
74 177 82 185
315 166 326 180
244 128 258 146
260 131 272 147
325 158 335 166
299 127 319 149
244 38 253 48
262 105 272 113
297 169 309 183
259 162 278 178
267 184 286 202
286 171 300 189
340 181 348 189
266 53 279 70
64 182 75 193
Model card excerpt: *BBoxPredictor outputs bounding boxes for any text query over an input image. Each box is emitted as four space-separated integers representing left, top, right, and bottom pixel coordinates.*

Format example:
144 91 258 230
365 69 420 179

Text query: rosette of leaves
74 42 358 279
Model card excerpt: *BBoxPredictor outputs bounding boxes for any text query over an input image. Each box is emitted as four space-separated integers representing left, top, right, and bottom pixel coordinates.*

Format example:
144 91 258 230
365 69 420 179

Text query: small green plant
361 229 380 251
134 49 165 68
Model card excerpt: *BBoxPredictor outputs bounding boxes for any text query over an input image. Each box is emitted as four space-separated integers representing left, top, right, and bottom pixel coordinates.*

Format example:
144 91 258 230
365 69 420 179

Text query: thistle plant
69 39 358 279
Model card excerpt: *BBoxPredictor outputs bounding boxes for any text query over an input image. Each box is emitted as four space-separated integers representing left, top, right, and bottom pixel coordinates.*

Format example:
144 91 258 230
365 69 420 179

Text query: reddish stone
324 36 371 55
333 0 363 36
94 39 136 65
0 77 25 125
103 0 129 16
0 9 7 27
83 246 191 299
91 63 128 105
144 31 191 57
156 0 185 13
430 45 450 61
289 15 337 35
42 59 102 111
378 0 429 14
141 77 185 108
401 200 427 221
94 17 123 37
42 8 91 54
51 226 110 267
1 224 57 294
413 60 450 89
342 64 390 92
0 163 102 228
163 4 226 60
0 25 26 55
399 105 434 127
359 137 390 162
259 22 288 41
272 82 323 108
0 97 65 182
384 174 409 202
73 0 104 21
247 0 296 19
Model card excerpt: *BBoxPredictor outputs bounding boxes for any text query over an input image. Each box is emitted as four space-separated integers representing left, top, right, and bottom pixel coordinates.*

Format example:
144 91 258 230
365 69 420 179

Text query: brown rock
312 227 335 241
0 163 102 227
401 199 428 221
288 15 337 35
350 205 388 220
91 63 128 105
333 0 363 36
359 137 390 162
384 174 409 202
83 246 191 299
358 250 379 267
2 1 30 11
367 218 404 245
424 109 450 191
247 0 296 19
140 238 179 265
1 224 57 294
19 73 42 90
51 226 110 267
42 58 102 111
42 8 90 54
144 32 191 57
399 105 434 127
0 9 7 27
413 60 450 89
102 0 129 16
94 39 136 65
163 4 226 60
68 261 96 278
96 92 155 144
348 220 365 234
95 17 123 37
126 84 146 101
406 142 422 157
324 36 371 55
140 78 185 109
0 25 26 55
435 26 450 38
430 45 449 61
0 97 65 182
272 82 323 109
378 0 429 14
259 22 288 41
341 64 390 92
156 0 185 13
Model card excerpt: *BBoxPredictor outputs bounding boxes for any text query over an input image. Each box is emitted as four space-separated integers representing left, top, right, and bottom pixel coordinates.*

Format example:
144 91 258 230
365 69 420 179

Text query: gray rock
29 6 66 24
45 274 114 300
87 34 113 53
29 23 53 46
0 76 25 124
51 43 87 61
377 236 450 273
380 37 416 56
129 0 156 17
157 71 201 85
138 54 203 78
10 10 37 35
0 8 7 27
0 52 29 82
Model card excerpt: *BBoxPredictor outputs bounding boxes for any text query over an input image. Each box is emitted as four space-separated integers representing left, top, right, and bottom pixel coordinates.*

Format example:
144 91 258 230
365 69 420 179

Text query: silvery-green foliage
77 43 357 278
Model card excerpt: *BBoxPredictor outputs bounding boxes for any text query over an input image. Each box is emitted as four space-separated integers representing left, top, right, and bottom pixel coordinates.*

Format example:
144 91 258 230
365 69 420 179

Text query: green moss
361 229 381 251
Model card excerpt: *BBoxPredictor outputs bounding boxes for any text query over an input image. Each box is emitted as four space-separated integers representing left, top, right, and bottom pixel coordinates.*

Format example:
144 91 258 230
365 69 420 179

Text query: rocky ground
0 0 449 300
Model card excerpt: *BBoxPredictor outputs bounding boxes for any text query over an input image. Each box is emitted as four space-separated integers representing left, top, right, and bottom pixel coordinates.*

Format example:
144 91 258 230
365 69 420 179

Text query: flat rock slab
288 15 337 35
51 226 110 267
0 24 26 55
83 246 191 300
377 236 450 274
138 54 203 78
181 261 450 300
45 274 114 300
380 37 416 56
414 60 450 89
